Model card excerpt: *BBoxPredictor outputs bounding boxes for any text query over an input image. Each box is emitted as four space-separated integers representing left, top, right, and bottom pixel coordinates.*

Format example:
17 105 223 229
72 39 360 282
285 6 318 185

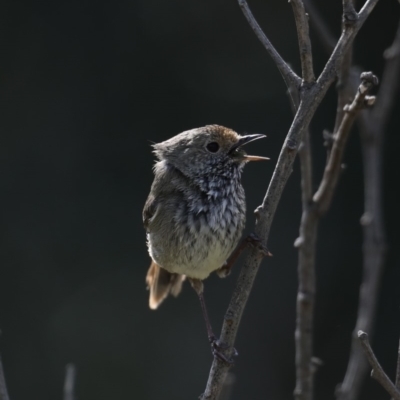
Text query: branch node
364 95 376 106
287 138 298 151
298 290 313 304
384 43 400 60
343 10 358 24
294 236 304 248
360 71 379 88
343 1 358 26
323 129 335 148
358 330 367 339
311 357 324 373
358 330 400 400
360 211 374 226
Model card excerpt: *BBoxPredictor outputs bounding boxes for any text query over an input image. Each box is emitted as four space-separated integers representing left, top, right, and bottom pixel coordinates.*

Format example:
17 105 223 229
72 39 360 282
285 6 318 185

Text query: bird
143 125 268 359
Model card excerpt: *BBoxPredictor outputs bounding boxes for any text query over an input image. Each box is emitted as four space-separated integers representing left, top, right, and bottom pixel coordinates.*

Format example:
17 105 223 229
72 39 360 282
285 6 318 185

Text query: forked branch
358 331 400 400
201 1 380 398
238 0 301 96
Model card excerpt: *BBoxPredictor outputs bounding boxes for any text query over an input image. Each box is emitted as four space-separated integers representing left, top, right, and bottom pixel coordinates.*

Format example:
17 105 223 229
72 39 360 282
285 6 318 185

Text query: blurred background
1 0 399 399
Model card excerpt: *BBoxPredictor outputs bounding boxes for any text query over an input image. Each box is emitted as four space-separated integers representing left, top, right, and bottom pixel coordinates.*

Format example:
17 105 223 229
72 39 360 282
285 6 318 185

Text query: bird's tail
145 261 185 309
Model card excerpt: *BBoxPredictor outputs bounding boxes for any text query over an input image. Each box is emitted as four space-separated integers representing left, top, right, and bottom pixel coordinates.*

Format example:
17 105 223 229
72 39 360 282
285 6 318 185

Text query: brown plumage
145 261 185 309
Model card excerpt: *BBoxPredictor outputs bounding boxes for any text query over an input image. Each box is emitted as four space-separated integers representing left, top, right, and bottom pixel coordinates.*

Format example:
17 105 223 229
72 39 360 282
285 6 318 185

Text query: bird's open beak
242 154 270 161
229 134 269 161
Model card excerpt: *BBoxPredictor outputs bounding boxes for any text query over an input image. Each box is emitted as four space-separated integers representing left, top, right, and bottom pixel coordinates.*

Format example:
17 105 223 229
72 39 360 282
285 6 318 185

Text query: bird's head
153 125 268 179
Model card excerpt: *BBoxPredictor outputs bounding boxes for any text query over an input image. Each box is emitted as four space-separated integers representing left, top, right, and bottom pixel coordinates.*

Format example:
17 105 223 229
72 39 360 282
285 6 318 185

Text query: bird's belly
148 228 240 280
171 241 231 279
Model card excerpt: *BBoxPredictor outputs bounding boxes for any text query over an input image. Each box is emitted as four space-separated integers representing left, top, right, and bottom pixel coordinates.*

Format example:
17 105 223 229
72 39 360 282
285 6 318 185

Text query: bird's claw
247 233 272 257
209 337 238 365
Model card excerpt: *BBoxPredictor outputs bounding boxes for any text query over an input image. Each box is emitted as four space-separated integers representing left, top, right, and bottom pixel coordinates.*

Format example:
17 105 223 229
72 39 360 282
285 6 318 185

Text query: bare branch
219 372 235 400
201 2 381 398
358 0 382 23
337 21 400 399
313 72 378 213
303 0 336 53
395 338 400 395
317 0 380 92
238 0 302 94
370 19 400 131
291 0 315 83
333 48 355 135
299 132 313 205
294 71 376 400
294 130 316 400
358 331 400 400
64 364 77 400
0 356 10 400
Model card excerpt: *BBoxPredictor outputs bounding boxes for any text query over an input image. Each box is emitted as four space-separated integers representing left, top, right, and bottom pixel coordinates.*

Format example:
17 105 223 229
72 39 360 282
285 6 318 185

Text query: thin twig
358 331 400 400
337 20 400 400
370 19 400 128
303 0 336 54
291 0 315 83
294 129 316 400
299 132 313 205
238 0 301 96
64 364 76 400
0 356 10 400
305 0 357 144
317 0 380 92
313 72 378 212
333 48 355 135
201 2 380 398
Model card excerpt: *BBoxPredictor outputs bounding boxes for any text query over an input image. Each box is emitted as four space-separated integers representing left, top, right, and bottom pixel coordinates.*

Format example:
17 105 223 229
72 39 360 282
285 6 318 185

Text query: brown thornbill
143 125 268 360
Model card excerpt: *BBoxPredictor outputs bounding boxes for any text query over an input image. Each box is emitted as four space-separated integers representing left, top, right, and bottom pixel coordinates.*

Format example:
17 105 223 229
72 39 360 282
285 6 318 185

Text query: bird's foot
247 233 273 257
209 336 238 365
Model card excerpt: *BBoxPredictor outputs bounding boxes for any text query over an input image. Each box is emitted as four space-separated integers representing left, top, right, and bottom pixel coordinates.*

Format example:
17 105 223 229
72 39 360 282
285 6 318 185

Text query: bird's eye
206 142 220 153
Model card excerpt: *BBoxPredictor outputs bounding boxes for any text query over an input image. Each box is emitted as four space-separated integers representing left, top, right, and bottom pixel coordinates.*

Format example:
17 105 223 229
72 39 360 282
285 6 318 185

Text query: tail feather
146 261 185 309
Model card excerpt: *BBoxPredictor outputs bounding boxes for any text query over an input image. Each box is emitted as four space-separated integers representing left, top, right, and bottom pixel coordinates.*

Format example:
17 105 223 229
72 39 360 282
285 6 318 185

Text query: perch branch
291 0 315 83
337 20 400 400
358 331 400 400
201 1 380 398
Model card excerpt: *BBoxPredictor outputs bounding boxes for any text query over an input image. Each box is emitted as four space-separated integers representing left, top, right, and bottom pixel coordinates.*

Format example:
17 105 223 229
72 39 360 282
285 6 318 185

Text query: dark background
1 0 399 399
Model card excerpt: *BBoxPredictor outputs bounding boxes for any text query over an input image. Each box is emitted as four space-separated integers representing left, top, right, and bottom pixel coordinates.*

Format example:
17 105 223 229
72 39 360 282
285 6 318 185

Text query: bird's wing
143 162 187 232
143 194 158 232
